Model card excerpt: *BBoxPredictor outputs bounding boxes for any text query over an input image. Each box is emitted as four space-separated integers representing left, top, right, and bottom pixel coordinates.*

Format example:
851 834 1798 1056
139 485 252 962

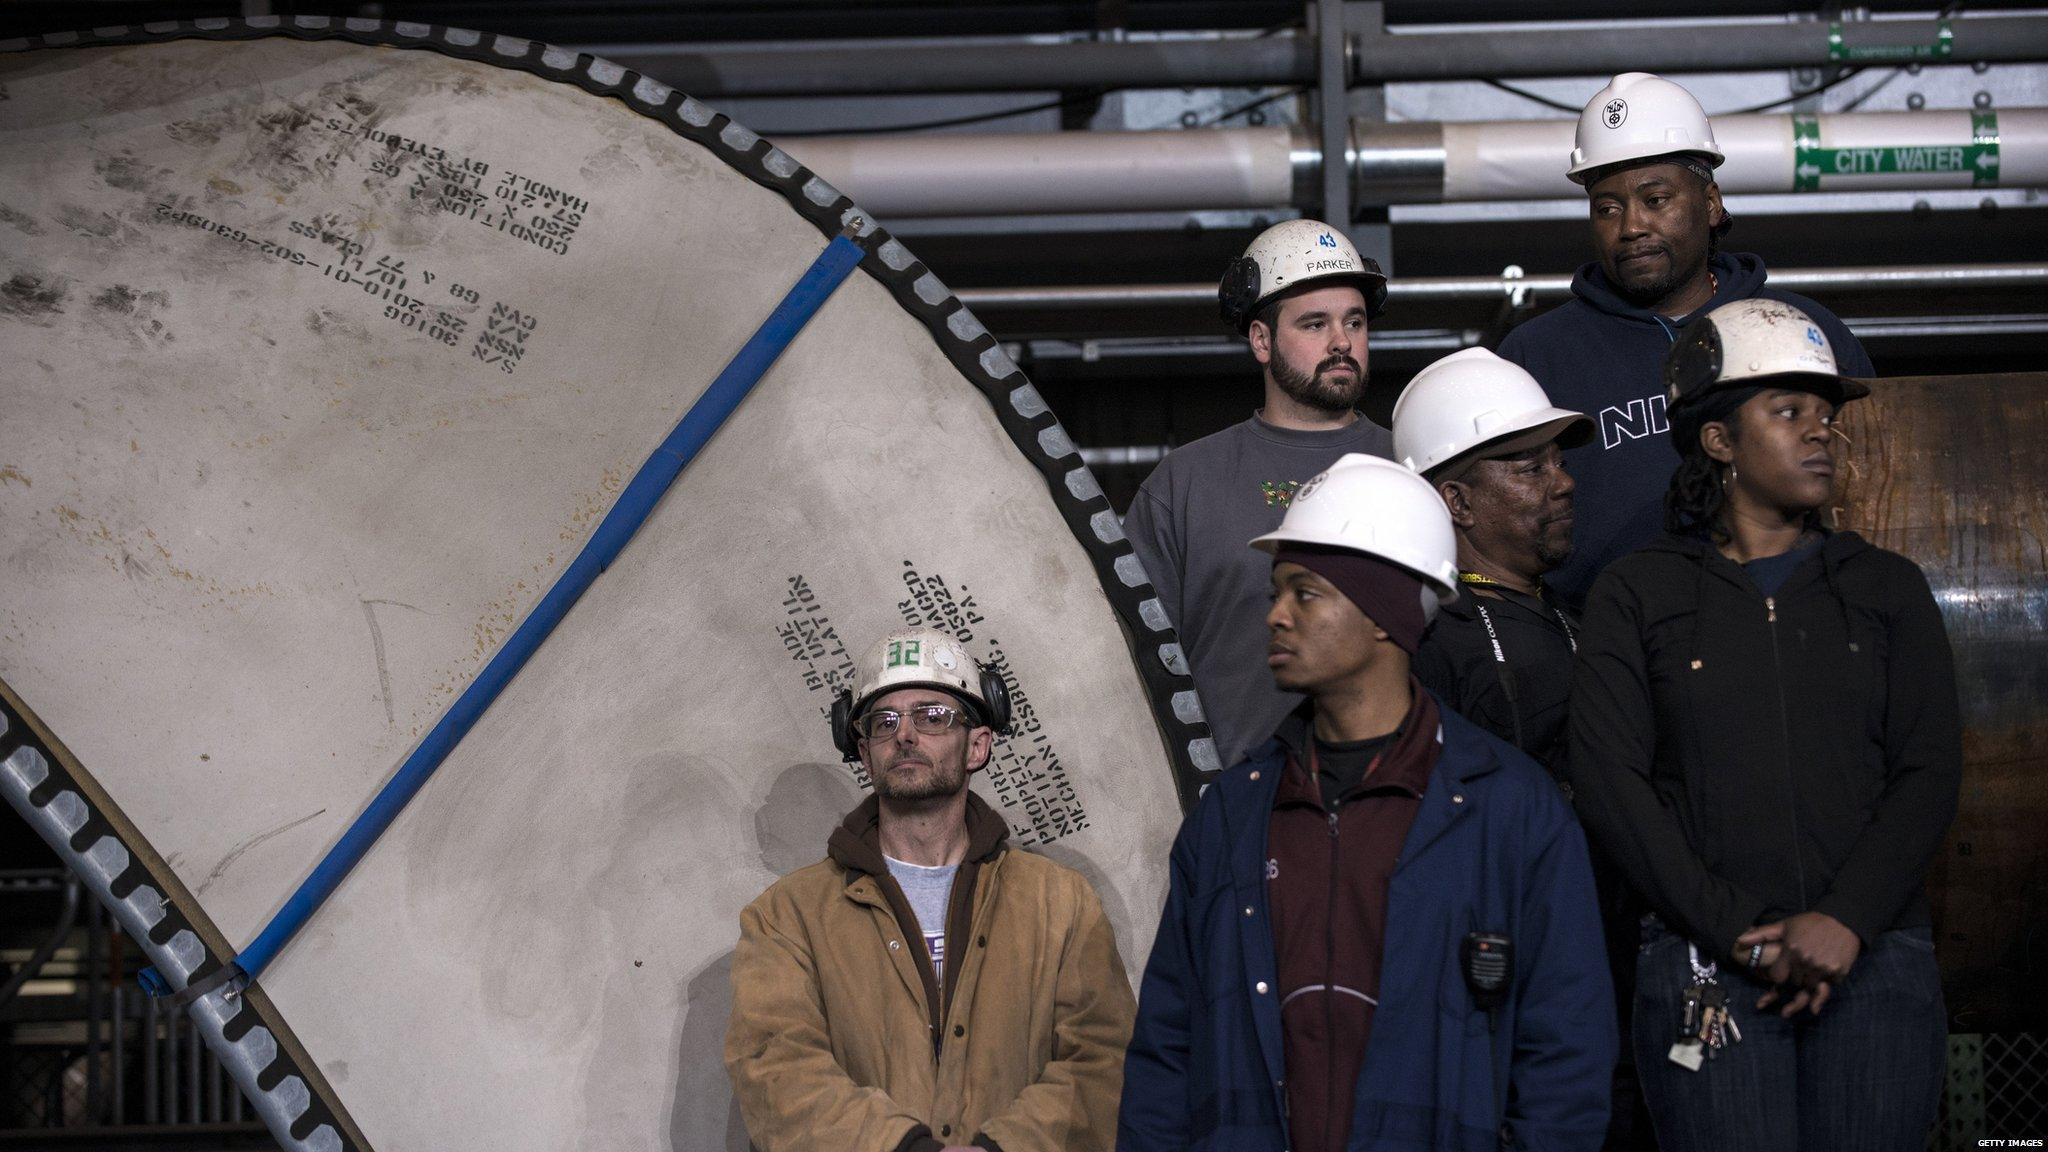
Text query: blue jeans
1632 919 1946 1152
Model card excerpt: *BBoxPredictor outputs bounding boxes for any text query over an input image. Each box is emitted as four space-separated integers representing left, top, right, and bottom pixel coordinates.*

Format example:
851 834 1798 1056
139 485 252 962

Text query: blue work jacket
1118 703 1615 1151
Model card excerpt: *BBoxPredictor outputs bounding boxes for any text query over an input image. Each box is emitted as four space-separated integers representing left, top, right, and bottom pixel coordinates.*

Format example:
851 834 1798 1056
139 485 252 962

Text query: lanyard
1457 572 1576 754
1457 572 1579 653
1469 601 1526 752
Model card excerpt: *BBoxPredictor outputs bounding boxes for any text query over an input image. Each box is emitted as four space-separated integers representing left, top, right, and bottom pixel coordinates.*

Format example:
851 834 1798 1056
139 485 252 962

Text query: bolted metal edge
0 704 352 1152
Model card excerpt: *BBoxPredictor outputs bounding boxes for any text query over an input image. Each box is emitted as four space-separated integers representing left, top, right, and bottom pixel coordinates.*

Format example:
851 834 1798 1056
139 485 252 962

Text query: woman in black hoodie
1565 298 1960 1152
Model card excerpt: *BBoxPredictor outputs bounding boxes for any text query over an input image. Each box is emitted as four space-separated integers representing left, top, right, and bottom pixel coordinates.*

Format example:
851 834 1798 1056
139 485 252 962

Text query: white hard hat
1665 298 1870 412
847 628 989 718
830 627 1012 760
1392 348 1594 479
1250 454 1459 621
1567 72 1725 185
1219 218 1388 332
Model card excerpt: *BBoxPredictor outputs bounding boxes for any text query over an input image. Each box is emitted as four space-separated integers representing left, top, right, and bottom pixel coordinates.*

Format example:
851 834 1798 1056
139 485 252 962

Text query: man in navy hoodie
1498 72 1872 608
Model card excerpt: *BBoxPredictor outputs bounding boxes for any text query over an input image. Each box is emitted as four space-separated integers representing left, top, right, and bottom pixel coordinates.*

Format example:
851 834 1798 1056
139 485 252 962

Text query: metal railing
0 870 268 1143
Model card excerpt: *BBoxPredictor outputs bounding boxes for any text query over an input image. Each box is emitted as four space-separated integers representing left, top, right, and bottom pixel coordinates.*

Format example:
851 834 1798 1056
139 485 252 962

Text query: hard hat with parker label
1219 218 1389 332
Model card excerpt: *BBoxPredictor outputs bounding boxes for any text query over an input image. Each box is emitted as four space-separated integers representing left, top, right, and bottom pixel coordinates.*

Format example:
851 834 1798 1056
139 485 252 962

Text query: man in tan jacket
724 627 1135 1152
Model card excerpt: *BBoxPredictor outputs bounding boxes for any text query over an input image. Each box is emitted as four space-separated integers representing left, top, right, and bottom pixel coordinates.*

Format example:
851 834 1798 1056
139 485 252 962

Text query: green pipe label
1791 110 1999 191
1827 18 1953 63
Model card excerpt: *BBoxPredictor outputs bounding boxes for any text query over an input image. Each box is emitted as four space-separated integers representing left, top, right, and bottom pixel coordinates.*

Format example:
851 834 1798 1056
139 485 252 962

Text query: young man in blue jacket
1498 72 1873 609
1119 454 1615 1152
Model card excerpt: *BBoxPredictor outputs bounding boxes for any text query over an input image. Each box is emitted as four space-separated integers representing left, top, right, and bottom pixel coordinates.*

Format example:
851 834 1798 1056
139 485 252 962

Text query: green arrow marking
1791 110 1998 192
1793 115 1824 192
1972 110 2002 189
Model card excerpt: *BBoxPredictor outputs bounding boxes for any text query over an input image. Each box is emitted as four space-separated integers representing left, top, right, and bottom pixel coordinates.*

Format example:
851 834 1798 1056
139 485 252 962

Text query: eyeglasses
856 704 970 741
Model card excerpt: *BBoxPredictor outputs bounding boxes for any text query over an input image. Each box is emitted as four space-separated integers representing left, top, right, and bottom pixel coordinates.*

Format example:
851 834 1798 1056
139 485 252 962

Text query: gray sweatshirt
1122 412 1394 768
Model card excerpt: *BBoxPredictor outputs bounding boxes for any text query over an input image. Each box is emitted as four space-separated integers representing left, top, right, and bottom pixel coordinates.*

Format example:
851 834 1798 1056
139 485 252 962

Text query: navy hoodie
1498 252 1872 609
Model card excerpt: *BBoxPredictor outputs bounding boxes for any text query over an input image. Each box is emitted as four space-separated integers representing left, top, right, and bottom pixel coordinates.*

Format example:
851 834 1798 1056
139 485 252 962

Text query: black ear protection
829 665 1015 763
1217 255 1392 333
1663 317 1724 410
1218 255 1262 332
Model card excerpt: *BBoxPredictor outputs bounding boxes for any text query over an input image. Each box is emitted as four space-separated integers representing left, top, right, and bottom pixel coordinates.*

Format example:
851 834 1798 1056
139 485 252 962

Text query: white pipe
780 127 1296 217
774 110 2048 215
954 263 2048 310
1447 110 2048 200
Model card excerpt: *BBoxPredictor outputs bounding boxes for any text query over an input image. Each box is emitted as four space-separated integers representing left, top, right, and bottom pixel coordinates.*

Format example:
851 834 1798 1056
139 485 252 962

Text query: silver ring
1748 943 1765 970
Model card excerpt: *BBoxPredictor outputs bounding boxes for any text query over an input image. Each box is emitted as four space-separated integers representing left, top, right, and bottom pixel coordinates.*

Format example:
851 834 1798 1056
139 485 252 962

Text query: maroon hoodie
1265 682 1442 1152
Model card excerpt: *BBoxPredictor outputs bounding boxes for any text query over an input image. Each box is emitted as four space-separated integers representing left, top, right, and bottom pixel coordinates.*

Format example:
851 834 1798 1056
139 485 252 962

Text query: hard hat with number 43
1218 218 1389 331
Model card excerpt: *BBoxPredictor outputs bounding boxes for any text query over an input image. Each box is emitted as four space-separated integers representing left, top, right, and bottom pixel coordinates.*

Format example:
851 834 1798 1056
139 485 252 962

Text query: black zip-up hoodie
1563 529 1961 965
1499 252 1874 610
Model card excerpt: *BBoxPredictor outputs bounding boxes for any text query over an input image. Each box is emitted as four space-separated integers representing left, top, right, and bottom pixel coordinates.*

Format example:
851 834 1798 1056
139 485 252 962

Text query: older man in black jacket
1394 347 1592 777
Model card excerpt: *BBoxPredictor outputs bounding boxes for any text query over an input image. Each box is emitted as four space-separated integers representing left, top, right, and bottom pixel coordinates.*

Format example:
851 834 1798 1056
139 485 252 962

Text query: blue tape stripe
165 230 866 991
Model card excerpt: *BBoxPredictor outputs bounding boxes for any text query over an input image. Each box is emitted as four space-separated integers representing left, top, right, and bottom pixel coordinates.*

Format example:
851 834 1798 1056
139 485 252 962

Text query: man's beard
1271 348 1365 414
871 748 968 802
1611 243 1699 309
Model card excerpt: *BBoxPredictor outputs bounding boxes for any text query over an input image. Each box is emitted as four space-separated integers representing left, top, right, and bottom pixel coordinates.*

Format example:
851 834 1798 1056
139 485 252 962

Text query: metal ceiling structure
6 7 2043 432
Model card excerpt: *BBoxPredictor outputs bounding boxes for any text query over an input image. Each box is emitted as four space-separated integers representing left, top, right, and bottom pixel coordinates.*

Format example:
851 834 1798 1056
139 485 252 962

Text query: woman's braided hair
1664 448 1732 541
1663 385 1757 542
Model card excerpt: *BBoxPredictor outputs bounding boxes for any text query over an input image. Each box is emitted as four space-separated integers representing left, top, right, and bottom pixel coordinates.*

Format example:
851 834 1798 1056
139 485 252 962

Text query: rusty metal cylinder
1835 373 2048 1031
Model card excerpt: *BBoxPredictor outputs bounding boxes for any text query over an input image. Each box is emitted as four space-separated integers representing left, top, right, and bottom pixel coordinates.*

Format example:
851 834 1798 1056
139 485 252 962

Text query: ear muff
831 670 1010 762
1359 262 1390 320
1664 321 1723 409
829 688 860 762
1218 255 1262 332
976 664 1013 736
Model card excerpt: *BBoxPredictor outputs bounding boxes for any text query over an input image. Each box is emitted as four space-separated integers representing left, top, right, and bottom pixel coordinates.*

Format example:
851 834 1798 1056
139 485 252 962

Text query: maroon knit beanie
1272 545 1430 655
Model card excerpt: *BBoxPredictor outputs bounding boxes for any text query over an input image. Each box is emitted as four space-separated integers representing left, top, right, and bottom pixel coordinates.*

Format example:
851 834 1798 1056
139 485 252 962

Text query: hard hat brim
1427 410 1597 481
1568 147 1726 186
1247 532 1459 605
851 681 989 727
1676 371 1872 412
1243 269 1390 330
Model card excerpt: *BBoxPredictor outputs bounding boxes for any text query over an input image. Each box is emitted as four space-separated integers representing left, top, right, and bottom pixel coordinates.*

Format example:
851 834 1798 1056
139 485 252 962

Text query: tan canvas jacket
724 793 1134 1152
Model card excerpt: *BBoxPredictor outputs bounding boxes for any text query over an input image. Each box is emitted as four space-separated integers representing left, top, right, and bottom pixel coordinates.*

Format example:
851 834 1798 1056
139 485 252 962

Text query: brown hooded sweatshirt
726 789 1135 1152
827 791 1012 1056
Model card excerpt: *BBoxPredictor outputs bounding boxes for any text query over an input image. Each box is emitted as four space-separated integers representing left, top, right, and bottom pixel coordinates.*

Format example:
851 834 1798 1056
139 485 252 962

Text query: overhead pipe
586 34 1315 97
783 127 1297 217
955 263 2048 310
1366 109 2048 202
778 108 2048 214
595 13 2048 96
1348 13 2048 83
